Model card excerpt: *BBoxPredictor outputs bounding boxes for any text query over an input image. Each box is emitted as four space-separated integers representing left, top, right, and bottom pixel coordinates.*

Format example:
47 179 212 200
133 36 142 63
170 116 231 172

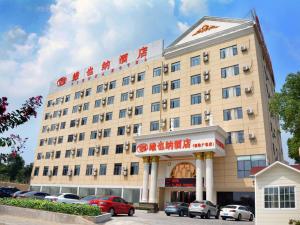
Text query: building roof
250 161 300 177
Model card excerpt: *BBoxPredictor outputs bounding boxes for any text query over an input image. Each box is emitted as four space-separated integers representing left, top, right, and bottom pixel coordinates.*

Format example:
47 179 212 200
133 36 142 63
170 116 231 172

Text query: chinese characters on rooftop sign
50 40 163 93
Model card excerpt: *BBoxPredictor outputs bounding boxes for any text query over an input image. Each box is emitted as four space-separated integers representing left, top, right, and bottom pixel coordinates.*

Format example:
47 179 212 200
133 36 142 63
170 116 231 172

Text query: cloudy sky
0 0 299 164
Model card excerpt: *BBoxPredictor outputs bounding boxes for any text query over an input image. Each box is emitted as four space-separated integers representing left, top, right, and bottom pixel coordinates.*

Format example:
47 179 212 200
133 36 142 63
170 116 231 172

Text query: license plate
224 213 228 216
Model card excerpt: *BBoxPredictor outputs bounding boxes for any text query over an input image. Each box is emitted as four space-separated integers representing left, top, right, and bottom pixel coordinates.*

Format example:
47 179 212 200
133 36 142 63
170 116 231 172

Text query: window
191 93 201 105
136 88 144 98
58 136 63 144
226 130 245 144
135 106 143 115
109 80 116 89
190 55 200 67
191 74 201 85
130 162 139 175
222 85 241 99
170 98 180 109
37 153 42 160
86 164 93 176
88 147 95 156
133 124 141 134
44 113 50 120
76 148 82 157
65 94 71 102
74 91 81 99
96 84 103 93
65 150 71 158
74 165 80 176
45 152 51 159
170 117 180 128
47 100 52 107
81 117 88 125
221 65 239 78
116 144 124 154
122 76 130 86
152 84 161 94
90 131 97 139
119 109 127 118
43 166 49 176
191 114 202 125
83 102 89 111
34 167 39 176
72 105 78 113
70 120 76 128
137 72 145 81
55 151 61 159
53 166 58 176
92 114 99 123
99 164 107 175
237 155 266 178
220 45 238 59
101 146 109 155
117 126 125 136
151 102 160 112
62 165 68 176
153 67 161 77
150 121 159 131
132 143 136 152
171 61 180 72
223 107 243 121
103 128 111 137
264 186 295 208
114 163 122 175
107 96 114 105
94 99 101 108
85 88 92 96
120 92 128 102
63 108 68 116
60 122 66 129
79 132 85 141
171 79 180 90
105 112 113 121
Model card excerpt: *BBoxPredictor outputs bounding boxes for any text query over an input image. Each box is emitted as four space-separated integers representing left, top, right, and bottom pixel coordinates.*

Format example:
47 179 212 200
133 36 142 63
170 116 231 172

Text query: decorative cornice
194 152 205 160
205 152 215 159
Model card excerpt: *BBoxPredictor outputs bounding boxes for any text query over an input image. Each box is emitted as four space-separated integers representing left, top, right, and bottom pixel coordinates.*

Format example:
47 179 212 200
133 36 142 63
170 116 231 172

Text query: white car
45 193 81 204
188 200 219 219
220 205 254 221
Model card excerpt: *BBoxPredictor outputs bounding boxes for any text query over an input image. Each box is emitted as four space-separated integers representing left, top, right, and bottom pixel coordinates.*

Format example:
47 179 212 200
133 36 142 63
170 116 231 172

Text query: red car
89 196 135 216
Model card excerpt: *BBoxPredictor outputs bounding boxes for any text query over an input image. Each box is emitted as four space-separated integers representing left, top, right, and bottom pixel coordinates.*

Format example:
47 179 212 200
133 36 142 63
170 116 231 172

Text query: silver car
45 193 80 204
220 205 254 221
188 200 219 219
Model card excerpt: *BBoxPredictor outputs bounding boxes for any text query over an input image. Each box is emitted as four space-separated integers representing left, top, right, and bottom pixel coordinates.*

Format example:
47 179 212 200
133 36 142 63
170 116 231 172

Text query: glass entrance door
171 191 196 203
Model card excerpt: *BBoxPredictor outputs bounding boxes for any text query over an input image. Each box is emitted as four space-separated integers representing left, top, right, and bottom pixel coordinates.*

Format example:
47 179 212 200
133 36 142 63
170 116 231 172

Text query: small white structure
252 161 300 225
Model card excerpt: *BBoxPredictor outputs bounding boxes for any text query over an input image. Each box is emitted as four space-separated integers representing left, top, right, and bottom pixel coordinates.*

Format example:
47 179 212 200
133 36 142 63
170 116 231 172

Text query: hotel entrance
171 191 196 203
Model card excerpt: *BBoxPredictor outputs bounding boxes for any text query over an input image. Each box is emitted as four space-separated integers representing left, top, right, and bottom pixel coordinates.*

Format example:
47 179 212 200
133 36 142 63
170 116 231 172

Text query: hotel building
31 15 283 209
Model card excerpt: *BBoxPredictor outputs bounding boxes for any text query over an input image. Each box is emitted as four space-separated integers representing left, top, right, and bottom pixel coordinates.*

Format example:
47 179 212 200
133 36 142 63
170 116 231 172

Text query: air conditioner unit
203 52 209 62
163 64 169 73
51 151 54 157
60 97 64 103
58 110 62 117
127 107 133 116
245 86 253 93
122 167 128 176
80 91 84 97
49 114 53 119
53 137 57 145
100 113 104 121
104 82 108 90
241 45 248 52
204 91 211 101
126 125 131 133
52 102 55 106
95 145 101 153
163 81 168 90
130 74 135 83
56 123 59 130
160 118 167 128
247 107 254 115
249 132 256 140
204 114 210 121
47 170 53 177
75 119 80 126
162 99 168 109
71 149 76 156
124 141 130 150
204 71 210 81
67 170 73 176
92 168 98 176
47 127 50 132
169 118 174 131
73 134 77 142
98 129 102 137
203 51 208 57
78 105 82 112
243 65 250 72
129 90 134 99
102 97 106 105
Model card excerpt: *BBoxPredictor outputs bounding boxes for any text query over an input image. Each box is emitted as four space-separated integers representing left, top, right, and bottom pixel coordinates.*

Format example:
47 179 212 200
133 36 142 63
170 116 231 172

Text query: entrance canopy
134 126 227 159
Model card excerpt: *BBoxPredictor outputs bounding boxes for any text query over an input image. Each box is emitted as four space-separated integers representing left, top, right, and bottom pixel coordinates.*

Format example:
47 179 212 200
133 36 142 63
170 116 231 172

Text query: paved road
0 215 65 225
103 210 255 225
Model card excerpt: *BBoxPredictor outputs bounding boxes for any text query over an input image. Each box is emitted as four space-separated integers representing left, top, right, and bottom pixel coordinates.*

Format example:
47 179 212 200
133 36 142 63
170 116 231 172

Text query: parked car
12 190 29 198
0 187 20 198
18 191 50 199
220 205 254 221
188 200 219 219
89 196 135 216
165 202 189 217
77 195 100 204
45 193 80 204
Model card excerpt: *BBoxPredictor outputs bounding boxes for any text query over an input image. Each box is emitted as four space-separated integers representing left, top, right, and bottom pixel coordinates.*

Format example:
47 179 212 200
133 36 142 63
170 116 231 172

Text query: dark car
0 187 20 198
12 190 29 198
18 191 50 199
165 202 189 217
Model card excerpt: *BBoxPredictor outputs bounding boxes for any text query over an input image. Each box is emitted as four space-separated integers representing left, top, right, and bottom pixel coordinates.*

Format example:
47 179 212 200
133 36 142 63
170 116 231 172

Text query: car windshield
81 195 99 201
224 205 237 209
166 202 181 206
99 196 111 200
192 201 204 204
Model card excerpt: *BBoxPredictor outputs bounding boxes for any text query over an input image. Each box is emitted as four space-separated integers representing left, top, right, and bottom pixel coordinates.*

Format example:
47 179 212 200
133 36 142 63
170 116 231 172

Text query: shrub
290 219 300 225
0 198 101 216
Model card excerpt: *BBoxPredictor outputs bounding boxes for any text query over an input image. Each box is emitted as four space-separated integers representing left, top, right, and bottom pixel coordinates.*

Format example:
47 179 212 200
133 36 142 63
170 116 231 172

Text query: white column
141 157 150 202
195 153 204 201
149 156 159 203
205 152 214 203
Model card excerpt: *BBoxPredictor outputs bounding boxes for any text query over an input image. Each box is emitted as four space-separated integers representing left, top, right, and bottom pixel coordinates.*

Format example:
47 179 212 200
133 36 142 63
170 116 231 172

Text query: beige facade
30 16 283 207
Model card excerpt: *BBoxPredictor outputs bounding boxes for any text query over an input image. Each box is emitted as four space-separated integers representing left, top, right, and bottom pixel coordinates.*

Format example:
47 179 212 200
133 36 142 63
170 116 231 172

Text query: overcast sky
0 0 299 164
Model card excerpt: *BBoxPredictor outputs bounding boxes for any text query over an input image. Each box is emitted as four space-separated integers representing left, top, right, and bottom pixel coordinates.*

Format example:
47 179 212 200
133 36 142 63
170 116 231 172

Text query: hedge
0 198 101 216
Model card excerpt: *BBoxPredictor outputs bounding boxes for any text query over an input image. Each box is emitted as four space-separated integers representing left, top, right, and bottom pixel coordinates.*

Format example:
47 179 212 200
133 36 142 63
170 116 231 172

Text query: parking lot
104 210 255 225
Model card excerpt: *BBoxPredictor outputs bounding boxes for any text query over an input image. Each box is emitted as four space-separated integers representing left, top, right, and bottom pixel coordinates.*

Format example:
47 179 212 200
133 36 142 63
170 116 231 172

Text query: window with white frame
264 186 295 208
221 65 239 78
222 85 241 99
220 45 238 59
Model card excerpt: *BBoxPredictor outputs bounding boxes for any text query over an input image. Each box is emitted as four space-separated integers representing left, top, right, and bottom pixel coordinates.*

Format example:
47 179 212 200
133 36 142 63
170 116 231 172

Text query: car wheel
128 208 134 216
109 208 115 216
200 215 205 219
215 211 219 219
205 210 210 219
166 213 170 216
222 217 226 220
189 213 195 218
236 214 241 221
249 214 254 221
179 211 184 217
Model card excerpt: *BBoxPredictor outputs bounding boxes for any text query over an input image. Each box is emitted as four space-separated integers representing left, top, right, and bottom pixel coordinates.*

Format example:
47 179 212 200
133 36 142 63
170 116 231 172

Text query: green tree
6 154 25 181
269 72 300 162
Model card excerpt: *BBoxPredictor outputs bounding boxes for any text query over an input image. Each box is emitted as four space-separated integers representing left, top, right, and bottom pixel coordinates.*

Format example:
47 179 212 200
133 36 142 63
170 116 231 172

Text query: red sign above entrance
165 178 196 187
